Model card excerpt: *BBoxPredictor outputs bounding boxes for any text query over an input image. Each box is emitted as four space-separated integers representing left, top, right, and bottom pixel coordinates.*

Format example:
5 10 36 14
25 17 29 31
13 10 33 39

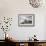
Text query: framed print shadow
18 14 35 27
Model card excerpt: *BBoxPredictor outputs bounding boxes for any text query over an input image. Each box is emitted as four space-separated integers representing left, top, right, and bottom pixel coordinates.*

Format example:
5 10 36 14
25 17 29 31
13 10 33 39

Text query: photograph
18 14 35 27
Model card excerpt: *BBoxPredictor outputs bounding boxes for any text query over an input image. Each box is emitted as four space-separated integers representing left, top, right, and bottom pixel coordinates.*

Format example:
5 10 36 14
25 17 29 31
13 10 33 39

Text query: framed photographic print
18 14 35 27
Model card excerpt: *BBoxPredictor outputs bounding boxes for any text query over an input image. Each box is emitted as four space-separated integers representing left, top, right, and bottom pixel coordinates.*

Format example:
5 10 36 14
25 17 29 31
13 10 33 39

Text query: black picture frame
18 14 35 27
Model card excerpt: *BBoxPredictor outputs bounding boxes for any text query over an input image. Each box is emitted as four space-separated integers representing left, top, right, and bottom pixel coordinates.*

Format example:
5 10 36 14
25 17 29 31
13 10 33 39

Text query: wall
0 0 46 40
